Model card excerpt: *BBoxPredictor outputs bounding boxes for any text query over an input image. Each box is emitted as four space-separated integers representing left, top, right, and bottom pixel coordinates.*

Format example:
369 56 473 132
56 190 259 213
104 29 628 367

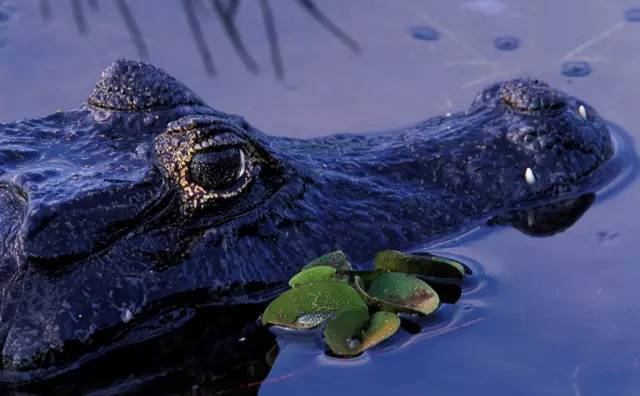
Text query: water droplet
409 26 441 41
562 61 591 77
346 337 361 351
494 35 520 51
296 312 334 328
625 8 640 22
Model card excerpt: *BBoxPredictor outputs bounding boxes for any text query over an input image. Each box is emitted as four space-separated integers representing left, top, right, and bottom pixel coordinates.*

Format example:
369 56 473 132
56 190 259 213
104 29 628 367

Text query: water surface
1 1 639 395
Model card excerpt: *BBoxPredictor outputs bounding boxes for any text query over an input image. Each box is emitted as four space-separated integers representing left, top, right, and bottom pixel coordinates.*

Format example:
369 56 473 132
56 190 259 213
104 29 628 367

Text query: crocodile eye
189 148 247 191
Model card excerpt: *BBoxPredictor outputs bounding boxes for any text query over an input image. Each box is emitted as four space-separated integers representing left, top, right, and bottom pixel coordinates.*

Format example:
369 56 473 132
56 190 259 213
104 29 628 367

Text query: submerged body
0 60 613 375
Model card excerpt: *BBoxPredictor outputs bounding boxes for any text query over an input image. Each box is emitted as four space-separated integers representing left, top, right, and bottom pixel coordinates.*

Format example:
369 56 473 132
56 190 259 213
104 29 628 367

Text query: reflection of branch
296 0 361 53
88 0 99 12
212 0 259 74
71 0 87 35
39 0 51 20
182 0 216 75
259 0 284 80
115 0 149 59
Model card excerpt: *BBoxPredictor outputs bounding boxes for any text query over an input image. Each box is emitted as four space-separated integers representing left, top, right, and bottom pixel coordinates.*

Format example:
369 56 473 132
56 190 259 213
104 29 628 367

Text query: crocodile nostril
499 78 566 113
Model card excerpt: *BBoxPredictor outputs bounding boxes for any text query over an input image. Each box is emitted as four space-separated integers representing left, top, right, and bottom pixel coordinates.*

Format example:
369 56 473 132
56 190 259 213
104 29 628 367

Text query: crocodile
0 59 614 376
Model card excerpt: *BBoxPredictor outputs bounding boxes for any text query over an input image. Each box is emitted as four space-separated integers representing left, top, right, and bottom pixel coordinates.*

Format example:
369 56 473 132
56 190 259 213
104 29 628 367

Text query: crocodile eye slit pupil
188 147 246 191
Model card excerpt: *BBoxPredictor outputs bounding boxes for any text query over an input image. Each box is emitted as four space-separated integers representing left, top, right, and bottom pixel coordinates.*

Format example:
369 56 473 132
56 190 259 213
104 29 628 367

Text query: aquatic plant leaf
303 250 352 272
355 273 440 316
323 307 370 356
289 265 337 287
374 250 466 279
262 281 367 329
324 309 401 356
360 311 401 351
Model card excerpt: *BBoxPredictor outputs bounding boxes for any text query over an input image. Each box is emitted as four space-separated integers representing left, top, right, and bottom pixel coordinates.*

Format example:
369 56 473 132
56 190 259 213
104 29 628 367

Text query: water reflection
40 0 361 80
8 305 278 396
115 0 148 60
489 193 596 237
212 0 259 74
182 0 217 76
38 0 51 20
70 0 87 35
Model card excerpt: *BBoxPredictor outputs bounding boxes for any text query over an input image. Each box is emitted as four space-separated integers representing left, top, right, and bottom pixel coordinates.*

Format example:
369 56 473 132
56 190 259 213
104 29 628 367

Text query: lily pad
324 309 401 356
360 311 401 351
262 280 367 329
303 250 352 272
355 273 440 316
374 250 466 279
323 307 370 356
289 265 337 287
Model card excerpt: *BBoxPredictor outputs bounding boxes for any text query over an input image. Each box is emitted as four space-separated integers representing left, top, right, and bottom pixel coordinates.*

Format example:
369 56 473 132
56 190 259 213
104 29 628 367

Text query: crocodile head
0 60 614 375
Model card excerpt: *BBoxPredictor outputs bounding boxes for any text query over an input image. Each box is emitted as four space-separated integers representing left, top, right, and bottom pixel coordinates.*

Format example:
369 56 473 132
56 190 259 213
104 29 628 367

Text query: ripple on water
409 26 441 41
494 35 520 51
561 61 591 77
624 8 640 22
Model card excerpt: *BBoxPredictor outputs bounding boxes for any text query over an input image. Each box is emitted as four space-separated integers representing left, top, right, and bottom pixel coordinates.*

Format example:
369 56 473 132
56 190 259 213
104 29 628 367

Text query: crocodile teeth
201 140 210 148
578 105 587 120
194 143 203 150
525 167 536 185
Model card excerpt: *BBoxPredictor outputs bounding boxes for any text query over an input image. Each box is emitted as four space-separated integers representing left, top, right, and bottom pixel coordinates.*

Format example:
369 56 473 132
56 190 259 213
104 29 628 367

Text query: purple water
1 1 639 395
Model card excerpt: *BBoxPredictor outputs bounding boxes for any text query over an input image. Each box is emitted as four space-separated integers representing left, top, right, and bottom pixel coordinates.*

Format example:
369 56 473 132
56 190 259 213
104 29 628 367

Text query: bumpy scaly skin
0 59 614 375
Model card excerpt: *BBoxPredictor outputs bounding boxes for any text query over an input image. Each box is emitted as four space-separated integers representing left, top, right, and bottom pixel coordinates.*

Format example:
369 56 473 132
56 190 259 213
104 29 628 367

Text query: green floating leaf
355 273 440 316
323 307 370 356
324 309 401 357
303 250 352 272
374 250 466 279
360 311 401 351
262 281 367 329
289 266 337 288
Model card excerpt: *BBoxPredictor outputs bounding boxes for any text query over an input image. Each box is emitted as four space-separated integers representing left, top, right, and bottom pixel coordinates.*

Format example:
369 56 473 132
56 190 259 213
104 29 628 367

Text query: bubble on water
561 61 591 77
296 312 334 328
409 26 441 41
494 35 520 51
625 8 640 22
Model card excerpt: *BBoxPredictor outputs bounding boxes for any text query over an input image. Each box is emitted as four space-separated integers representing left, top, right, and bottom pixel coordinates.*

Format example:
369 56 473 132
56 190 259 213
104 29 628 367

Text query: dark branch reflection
71 0 87 35
296 0 361 53
212 0 259 74
38 1 362 79
182 0 217 76
88 0 99 12
115 0 148 59
39 0 51 21
259 0 284 80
